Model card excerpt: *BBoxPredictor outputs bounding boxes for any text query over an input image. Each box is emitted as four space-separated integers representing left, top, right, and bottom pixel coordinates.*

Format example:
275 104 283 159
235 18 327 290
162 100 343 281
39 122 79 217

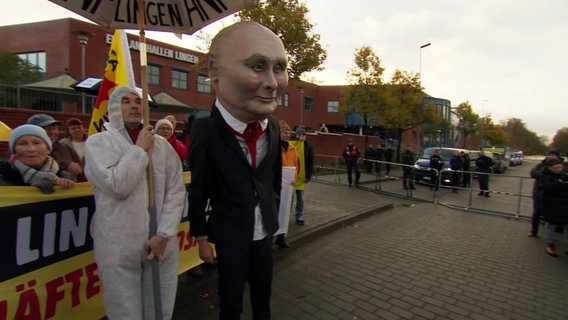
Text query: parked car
414 147 471 185
491 152 509 173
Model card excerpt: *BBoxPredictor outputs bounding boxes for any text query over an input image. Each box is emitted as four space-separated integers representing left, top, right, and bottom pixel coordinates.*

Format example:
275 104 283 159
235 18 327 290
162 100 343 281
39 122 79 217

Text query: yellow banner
0 172 205 320
291 140 306 190
88 29 135 135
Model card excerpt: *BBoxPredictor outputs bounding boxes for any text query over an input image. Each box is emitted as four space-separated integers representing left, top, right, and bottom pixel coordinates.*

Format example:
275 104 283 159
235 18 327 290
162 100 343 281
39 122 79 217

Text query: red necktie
242 122 263 170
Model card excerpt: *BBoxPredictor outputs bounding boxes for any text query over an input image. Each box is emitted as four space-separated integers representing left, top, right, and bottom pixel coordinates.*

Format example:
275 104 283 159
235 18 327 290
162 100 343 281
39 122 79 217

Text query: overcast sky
2 0 566 141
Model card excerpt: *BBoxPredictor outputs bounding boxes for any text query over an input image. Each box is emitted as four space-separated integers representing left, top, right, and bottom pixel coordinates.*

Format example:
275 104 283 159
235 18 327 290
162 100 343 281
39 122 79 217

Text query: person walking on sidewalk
475 151 494 197
528 150 564 237
274 120 299 249
187 22 287 320
539 158 568 257
342 138 361 187
292 126 314 226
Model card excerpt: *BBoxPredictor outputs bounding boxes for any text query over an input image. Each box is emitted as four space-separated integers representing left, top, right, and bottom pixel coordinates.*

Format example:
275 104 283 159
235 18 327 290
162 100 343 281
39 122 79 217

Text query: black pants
478 172 490 195
430 169 440 190
216 236 273 320
347 161 360 186
403 167 414 189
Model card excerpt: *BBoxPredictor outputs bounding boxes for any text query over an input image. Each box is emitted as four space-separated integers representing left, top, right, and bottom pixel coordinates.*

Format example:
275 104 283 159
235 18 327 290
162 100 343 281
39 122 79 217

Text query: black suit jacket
187 106 282 245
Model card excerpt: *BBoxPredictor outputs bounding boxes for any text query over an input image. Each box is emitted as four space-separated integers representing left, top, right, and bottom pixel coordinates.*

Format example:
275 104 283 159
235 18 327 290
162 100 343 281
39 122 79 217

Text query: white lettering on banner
106 34 199 64
16 217 38 265
60 208 89 251
16 207 90 266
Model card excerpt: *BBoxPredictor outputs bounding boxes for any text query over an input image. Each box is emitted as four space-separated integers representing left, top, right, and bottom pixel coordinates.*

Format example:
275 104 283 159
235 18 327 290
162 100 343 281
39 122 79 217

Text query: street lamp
72 30 94 113
298 86 304 126
419 42 431 82
417 43 431 153
481 99 489 145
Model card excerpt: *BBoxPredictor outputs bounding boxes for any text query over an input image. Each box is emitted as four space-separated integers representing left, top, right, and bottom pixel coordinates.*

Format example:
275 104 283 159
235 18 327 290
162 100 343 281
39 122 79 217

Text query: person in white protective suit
84 86 186 319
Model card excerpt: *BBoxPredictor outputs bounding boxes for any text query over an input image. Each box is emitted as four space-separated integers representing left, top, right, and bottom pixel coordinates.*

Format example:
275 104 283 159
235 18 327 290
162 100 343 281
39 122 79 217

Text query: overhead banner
0 174 202 320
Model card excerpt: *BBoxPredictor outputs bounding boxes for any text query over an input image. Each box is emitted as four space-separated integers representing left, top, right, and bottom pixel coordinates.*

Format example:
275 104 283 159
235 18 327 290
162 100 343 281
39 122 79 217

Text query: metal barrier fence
0 84 96 113
313 154 534 221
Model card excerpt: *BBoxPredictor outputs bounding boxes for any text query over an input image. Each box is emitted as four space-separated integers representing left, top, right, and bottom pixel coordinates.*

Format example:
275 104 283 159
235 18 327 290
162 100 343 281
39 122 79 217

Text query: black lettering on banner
184 0 230 27
81 0 103 14
92 114 109 133
0 197 96 282
114 0 139 24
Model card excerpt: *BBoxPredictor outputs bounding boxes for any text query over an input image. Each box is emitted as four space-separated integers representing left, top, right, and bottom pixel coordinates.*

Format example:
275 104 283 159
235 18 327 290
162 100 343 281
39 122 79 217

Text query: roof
153 92 190 108
22 74 78 90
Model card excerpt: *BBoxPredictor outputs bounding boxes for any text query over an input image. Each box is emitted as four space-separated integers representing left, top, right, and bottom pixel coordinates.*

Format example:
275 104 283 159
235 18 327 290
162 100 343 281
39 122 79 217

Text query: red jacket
167 135 187 161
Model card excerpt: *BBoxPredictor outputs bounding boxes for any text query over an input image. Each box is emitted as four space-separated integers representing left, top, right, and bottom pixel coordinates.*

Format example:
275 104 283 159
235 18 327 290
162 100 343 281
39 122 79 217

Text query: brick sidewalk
174 182 568 320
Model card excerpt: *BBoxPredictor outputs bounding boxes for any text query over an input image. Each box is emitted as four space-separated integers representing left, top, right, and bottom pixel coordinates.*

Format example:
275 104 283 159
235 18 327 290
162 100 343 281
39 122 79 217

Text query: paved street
174 161 568 320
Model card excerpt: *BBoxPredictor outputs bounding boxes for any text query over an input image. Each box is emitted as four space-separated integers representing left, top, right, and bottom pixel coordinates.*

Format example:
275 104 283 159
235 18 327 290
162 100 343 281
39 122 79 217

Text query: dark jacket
450 154 463 170
304 140 315 180
401 151 415 165
429 153 444 171
187 106 282 244
0 161 27 186
475 154 494 173
343 145 360 163
539 167 568 224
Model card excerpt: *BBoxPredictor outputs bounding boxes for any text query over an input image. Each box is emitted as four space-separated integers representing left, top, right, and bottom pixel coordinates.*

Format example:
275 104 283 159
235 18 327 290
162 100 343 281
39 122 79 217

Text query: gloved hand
31 177 55 194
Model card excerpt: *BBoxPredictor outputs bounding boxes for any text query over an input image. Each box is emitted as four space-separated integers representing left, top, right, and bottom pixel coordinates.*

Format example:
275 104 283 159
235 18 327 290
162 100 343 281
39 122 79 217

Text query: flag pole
137 1 162 319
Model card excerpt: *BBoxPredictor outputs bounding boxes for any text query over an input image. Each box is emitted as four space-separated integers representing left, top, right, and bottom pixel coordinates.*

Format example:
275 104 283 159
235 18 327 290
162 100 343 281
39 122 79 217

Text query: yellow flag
88 30 135 135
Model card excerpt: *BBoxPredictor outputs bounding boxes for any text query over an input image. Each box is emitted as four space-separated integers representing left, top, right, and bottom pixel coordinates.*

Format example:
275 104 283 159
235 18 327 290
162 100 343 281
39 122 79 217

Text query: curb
273 203 395 261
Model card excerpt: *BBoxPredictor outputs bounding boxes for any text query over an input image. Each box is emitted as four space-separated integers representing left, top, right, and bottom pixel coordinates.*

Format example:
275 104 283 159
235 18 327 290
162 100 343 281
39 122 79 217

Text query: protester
342 138 361 187
0 124 74 192
60 118 87 161
27 114 86 182
528 149 564 237
84 86 186 319
155 118 188 169
429 149 444 191
475 151 495 197
176 114 194 147
292 126 314 226
539 158 568 257
187 22 286 319
401 149 416 190
274 120 299 249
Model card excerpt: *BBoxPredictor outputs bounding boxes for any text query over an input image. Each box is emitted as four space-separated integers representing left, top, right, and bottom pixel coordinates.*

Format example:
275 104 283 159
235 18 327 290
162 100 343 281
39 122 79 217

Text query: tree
455 101 480 148
480 114 508 146
0 50 41 85
237 0 327 80
500 118 547 154
382 69 442 158
550 127 568 154
340 45 385 148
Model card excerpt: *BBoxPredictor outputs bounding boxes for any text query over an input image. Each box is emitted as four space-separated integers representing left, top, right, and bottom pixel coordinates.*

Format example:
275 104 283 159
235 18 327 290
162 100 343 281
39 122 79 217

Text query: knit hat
295 126 306 135
27 114 62 127
9 124 52 153
155 119 173 131
548 149 561 157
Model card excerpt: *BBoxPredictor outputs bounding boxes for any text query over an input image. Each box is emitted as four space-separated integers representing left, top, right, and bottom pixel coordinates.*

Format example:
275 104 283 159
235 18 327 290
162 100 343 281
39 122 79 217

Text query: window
171 69 188 90
304 96 313 112
147 64 161 86
18 51 46 77
197 73 211 94
327 100 339 113
278 94 289 107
